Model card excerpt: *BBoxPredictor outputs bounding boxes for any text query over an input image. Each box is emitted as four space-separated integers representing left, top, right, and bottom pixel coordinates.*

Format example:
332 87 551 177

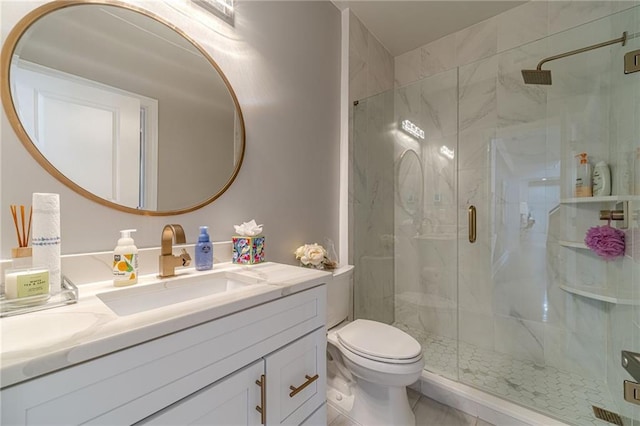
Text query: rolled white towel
31 193 61 294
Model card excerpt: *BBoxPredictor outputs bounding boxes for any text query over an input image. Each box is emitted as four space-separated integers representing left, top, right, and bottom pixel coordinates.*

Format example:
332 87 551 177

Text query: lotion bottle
592 161 611 196
575 153 592 197
195 226 213 271
113 229 138 286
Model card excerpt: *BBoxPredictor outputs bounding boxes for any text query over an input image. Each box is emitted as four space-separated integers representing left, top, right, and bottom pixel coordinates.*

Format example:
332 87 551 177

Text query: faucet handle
180 249 192 267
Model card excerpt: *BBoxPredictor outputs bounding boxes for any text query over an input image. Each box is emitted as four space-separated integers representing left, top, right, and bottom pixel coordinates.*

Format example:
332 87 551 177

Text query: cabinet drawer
266 327 326 426
137 361 263 425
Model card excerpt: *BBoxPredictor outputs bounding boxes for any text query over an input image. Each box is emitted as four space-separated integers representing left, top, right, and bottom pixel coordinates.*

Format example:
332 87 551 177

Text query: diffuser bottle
575 153 592 197
113 229 138 286
592 161 611 196
195 226 213 271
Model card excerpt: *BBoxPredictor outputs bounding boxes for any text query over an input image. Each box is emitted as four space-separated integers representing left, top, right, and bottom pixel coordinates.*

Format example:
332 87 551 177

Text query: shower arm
535 32 627 71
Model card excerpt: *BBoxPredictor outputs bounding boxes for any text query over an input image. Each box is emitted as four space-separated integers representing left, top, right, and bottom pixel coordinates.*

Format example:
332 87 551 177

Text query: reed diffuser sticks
10 204 32 248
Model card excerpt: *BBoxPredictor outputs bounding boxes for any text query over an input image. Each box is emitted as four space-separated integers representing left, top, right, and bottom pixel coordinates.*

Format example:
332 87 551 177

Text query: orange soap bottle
113 229 138 286
575 152 592 197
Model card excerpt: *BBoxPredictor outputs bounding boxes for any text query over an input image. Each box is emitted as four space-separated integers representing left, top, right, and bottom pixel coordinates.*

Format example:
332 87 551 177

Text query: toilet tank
327 265 354 329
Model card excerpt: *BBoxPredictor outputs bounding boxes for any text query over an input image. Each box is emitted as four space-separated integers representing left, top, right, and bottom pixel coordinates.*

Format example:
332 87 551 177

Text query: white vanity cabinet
141 327 327 426
0 285 327 426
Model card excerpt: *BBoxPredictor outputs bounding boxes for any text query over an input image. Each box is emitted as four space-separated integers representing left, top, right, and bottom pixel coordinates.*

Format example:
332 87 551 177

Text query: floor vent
593 406 624 425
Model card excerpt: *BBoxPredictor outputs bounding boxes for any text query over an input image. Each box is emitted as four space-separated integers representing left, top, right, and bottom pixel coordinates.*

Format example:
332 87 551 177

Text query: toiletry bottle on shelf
113 229 138 286
195 226 213 271
592 161 611 197
575 152 592 197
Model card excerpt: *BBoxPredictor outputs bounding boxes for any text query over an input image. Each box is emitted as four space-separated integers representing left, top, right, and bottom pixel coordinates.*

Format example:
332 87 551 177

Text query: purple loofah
584 223 625 260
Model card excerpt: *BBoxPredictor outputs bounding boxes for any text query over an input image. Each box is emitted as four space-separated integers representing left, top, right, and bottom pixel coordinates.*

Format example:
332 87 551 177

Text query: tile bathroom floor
395 323 618 426
327 388 493 426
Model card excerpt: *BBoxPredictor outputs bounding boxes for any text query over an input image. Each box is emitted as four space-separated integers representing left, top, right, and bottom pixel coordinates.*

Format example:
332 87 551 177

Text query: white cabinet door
139 361 264 426
266 327 326 426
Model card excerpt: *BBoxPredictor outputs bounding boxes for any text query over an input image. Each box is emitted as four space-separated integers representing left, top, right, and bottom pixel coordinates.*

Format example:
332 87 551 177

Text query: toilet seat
336 319 422 364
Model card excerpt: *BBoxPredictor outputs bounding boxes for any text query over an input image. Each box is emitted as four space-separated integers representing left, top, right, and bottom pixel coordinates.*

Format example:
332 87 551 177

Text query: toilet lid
336 319 422 361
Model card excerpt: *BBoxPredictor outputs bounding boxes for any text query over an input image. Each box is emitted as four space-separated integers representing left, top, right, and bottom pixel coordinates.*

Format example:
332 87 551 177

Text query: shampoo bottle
113 229 138 287
575 153 592 197
195 226 213 271
592 161 611 196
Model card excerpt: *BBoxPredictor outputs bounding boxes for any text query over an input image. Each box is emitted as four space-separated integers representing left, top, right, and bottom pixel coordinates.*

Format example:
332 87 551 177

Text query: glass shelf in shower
560 195 640 204
558 240 588 249
559 283 637 305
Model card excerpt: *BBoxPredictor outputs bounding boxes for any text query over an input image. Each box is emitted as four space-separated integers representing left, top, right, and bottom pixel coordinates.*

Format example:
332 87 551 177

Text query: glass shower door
351 90 397 326
456 5 640 425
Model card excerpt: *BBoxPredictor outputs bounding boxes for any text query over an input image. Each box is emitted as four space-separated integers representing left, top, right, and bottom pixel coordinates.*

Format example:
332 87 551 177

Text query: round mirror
1 1 245 215
396 149 423 217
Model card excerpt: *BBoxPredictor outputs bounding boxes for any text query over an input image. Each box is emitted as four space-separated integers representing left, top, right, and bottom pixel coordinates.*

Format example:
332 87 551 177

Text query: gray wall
1 0 342 264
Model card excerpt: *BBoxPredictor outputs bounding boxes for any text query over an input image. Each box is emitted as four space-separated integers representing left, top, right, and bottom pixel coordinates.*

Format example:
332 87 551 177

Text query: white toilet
326 265 424 426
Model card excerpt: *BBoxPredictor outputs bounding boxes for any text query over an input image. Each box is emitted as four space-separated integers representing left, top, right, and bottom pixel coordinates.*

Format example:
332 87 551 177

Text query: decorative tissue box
232 235 265 264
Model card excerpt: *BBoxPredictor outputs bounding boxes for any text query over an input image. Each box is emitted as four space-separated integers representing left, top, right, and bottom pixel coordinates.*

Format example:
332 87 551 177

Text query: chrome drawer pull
255 374 266 424
289 374 319 398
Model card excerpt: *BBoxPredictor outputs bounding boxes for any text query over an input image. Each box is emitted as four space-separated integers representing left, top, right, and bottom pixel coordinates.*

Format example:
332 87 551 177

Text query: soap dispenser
195 226 213 271
113 229 138 287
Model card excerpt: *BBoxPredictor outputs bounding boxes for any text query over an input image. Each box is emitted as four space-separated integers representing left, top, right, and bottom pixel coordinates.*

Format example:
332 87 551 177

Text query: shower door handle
468 205 476 243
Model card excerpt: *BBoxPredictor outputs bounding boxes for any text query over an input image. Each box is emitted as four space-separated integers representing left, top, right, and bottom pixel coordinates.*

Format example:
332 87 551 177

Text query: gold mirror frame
1 0 245 216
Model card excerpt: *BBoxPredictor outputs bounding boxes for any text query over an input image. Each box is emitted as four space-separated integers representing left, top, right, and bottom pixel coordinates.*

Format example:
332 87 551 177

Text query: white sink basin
97 271 267 316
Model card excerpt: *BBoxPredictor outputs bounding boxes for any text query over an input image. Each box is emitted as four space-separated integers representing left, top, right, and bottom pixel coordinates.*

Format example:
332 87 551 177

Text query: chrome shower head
521 69 552 85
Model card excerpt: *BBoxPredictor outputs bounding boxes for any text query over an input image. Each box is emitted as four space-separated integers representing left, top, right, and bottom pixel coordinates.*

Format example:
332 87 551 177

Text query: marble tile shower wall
391 0 640 394
349 11 396 324
394 1 638 88
348 11 394 105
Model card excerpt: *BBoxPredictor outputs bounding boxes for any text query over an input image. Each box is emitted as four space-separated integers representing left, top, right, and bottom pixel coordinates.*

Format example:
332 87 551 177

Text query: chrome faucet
159 224 192 278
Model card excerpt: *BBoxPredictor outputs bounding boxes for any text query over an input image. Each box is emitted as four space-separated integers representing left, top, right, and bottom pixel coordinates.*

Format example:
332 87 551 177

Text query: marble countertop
0 262 331 388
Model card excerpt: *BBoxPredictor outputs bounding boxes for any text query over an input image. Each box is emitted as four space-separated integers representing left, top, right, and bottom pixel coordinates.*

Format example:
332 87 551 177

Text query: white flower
304 244 327 266
294 243 339 270
294 245 306 259
295 243 327 267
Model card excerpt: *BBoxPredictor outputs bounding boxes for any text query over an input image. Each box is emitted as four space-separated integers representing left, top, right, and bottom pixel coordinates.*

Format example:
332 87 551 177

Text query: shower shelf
560 195 640 203
559 283 637 305
558 240 588 249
